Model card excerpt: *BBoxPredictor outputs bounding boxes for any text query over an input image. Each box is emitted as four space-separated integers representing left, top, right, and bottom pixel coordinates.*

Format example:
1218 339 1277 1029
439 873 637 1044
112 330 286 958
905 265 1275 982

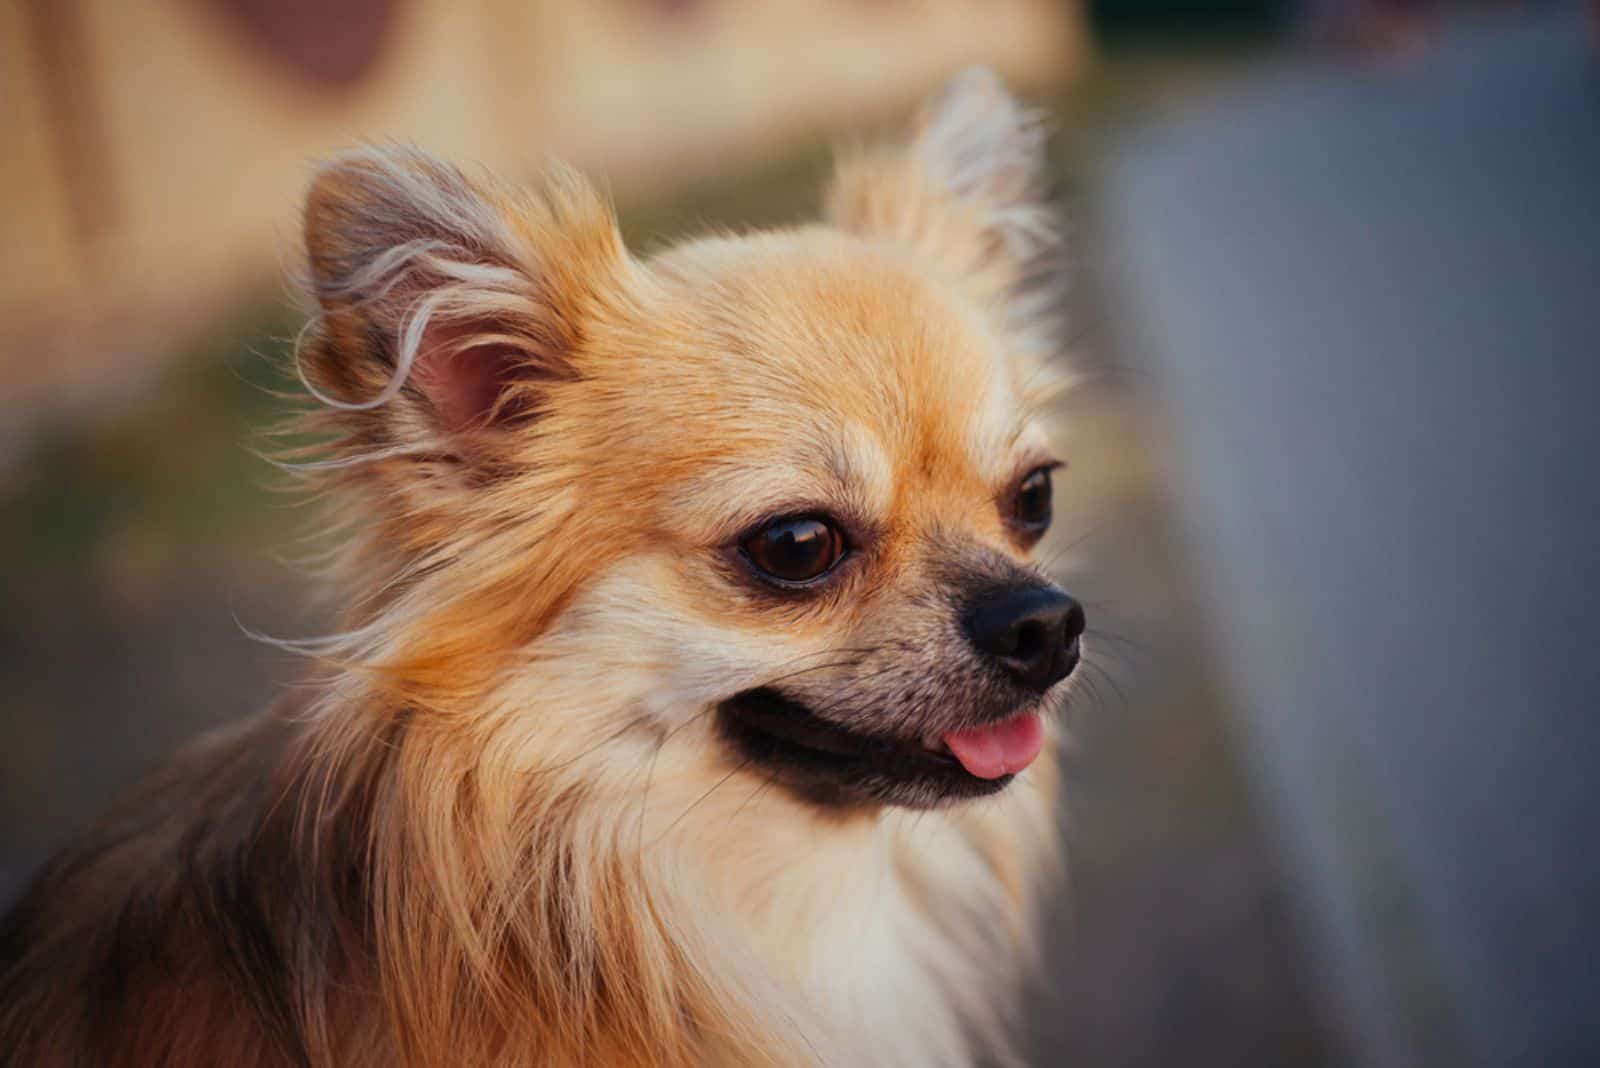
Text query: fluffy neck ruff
289 660 1060 1068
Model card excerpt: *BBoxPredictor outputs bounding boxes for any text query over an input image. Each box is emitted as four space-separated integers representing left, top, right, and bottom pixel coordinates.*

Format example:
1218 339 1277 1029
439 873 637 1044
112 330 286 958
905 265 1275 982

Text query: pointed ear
298 145 626 458
826 68 1054 296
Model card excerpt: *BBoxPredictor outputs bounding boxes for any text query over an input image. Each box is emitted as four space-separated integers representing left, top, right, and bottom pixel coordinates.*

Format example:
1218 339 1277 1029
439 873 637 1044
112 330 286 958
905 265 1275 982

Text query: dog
0 69 1081 1067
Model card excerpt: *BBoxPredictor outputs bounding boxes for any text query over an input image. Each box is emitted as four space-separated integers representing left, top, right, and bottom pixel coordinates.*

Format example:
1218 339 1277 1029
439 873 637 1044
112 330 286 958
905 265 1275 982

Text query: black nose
963 585 1085 691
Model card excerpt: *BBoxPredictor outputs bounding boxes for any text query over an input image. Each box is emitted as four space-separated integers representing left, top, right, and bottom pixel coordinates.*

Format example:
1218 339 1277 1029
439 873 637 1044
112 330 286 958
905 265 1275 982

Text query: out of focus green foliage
0 313 303 588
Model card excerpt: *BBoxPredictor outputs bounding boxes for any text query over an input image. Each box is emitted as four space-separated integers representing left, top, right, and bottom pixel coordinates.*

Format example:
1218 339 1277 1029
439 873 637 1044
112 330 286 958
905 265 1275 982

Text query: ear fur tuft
826 67 1056 289
915 67 1054 260
298 145 625 440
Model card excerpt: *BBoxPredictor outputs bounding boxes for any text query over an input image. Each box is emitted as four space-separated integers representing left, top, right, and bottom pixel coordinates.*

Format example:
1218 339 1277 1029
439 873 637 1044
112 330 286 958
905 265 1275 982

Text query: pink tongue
941 713 1045 780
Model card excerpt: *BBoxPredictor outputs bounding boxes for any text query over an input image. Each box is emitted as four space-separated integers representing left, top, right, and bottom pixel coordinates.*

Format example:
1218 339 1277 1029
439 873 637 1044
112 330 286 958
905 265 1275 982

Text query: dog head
298 70 1080 810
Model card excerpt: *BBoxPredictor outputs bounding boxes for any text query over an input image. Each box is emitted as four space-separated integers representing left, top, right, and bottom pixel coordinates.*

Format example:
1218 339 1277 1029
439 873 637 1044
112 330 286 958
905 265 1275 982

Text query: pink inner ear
412 341 524 433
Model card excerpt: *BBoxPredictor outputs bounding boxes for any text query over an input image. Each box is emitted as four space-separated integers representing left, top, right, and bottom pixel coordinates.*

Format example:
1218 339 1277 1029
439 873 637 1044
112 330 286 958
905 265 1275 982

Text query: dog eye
1012 466 1054 530
741 516 846 585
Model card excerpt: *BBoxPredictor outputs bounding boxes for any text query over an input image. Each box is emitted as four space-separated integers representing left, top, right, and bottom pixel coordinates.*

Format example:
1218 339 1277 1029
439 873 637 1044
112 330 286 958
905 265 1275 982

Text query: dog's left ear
298 145 628 470
826 68 1053 300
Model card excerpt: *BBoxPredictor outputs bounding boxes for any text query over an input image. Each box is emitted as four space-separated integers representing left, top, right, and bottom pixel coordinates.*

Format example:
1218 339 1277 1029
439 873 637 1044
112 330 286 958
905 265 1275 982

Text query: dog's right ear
826 68 1053 307
298 145 627 468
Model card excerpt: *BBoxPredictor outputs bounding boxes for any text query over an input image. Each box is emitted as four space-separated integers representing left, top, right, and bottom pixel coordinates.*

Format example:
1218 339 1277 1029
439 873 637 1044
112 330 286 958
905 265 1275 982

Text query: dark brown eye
741 516 846 585
1013 466 1054 530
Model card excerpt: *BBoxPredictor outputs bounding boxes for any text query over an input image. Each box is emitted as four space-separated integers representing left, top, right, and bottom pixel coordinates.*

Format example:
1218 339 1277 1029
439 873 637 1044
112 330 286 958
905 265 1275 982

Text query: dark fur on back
0 701 388 1067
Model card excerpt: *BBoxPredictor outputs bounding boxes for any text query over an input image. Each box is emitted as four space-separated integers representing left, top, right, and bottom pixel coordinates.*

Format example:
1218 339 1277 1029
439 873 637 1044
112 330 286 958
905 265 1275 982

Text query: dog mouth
716 687 1045 808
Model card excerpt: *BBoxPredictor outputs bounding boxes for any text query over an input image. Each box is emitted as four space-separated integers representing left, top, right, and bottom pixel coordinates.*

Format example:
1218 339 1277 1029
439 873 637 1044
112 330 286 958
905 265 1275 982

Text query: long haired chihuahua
0 70 1082 1067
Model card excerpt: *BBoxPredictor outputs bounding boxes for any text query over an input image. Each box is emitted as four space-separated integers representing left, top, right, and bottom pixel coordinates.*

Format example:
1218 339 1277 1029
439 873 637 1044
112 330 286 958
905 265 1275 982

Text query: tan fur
0 69 1070 1067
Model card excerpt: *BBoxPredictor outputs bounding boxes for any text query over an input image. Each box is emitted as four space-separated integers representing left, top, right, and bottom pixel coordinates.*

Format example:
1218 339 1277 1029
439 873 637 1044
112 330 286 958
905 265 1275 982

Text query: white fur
477 557 1060 1067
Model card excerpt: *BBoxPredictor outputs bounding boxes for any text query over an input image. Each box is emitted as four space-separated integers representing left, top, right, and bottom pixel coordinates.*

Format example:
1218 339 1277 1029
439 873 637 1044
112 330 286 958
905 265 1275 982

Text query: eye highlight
1010 465 1056 533
740 516 847 586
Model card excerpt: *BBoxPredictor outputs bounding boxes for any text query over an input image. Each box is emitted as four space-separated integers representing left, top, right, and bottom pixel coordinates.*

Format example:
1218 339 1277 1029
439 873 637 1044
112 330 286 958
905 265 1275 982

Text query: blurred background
3 2 1596 1066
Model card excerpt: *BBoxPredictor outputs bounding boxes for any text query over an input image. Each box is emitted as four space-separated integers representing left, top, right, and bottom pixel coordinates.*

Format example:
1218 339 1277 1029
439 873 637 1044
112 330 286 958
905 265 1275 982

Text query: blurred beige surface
1 0 1083 443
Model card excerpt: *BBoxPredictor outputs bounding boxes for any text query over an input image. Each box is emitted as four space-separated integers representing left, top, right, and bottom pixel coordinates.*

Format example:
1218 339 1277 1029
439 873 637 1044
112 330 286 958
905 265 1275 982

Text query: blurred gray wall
1105 8 1600 1066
